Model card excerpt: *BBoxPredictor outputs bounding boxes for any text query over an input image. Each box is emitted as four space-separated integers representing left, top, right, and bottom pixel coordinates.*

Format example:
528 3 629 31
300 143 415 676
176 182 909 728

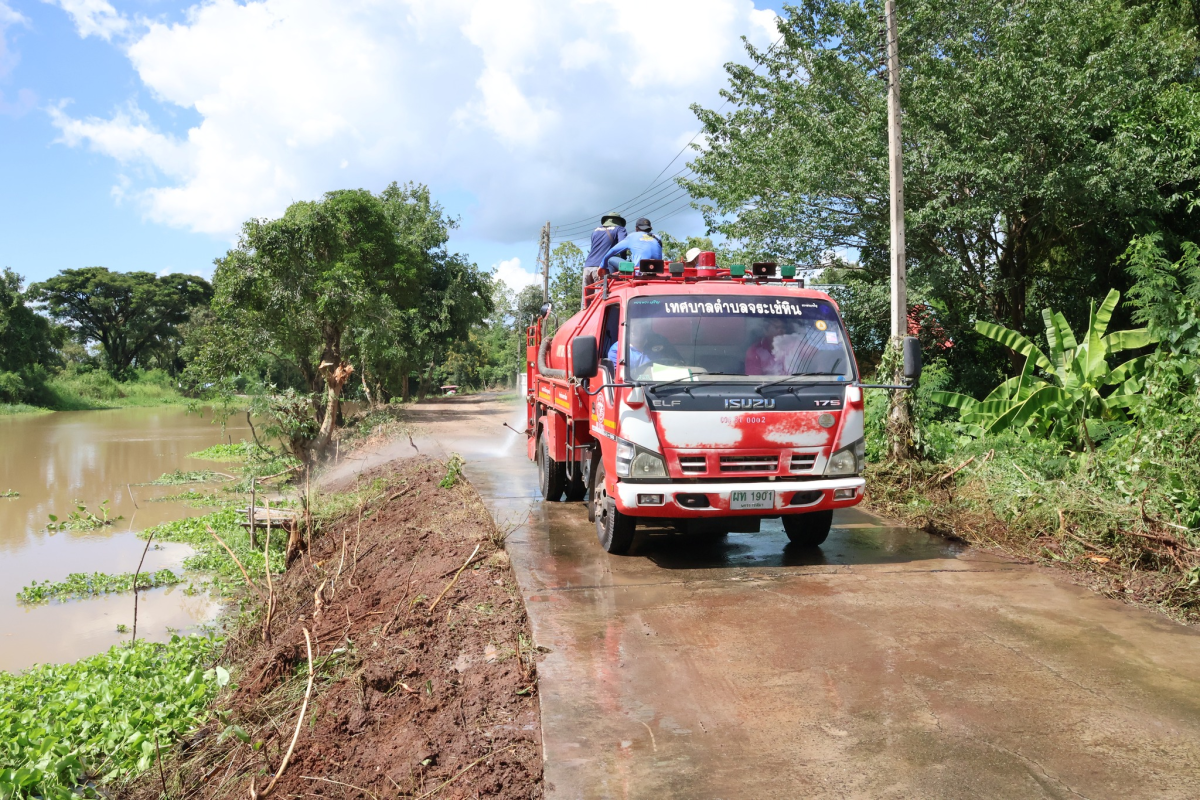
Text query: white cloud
48 0 130 41
491 256 540 292
46 0 777 241
0 0 29 79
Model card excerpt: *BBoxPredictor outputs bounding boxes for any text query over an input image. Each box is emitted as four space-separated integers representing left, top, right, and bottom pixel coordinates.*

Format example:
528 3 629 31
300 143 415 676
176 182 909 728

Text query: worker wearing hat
582 213 627 301
601 218 662 274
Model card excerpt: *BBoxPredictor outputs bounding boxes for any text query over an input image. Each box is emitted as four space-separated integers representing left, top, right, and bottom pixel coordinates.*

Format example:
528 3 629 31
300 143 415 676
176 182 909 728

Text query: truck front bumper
613 476 866 517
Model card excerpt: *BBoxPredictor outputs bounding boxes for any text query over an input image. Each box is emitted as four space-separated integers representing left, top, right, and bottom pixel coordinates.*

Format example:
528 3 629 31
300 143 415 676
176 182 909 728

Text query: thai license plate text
730 490 774 510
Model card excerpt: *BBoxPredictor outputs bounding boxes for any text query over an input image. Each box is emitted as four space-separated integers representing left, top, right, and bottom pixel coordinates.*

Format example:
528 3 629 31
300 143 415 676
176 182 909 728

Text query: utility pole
538 222 551 303
885 0 916 460
886 0 906 344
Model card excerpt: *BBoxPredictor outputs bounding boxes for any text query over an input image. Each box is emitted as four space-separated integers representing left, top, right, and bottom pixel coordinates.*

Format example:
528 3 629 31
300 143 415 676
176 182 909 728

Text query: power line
550 172 694 237
549 165 694 234
550 32 786 239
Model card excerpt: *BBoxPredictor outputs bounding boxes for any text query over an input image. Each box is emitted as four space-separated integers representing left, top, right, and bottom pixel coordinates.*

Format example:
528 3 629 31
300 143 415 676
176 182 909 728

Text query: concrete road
411 396 1200 799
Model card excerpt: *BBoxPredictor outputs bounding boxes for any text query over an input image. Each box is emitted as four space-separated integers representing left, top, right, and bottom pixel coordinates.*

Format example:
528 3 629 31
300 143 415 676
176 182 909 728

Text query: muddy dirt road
402 395 1200 799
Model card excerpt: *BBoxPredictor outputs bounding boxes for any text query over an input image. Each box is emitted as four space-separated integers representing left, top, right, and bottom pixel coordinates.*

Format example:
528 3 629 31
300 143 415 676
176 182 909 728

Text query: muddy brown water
0 406 252 672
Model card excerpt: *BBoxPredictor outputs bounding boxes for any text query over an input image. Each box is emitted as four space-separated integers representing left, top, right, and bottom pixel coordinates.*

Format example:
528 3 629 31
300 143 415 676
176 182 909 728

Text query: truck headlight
824 438 865 477
615 439 666 478
630 451 667 478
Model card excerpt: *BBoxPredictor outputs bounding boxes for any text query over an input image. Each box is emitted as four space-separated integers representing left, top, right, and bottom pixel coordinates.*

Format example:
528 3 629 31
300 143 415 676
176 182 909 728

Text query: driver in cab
608 320 678 378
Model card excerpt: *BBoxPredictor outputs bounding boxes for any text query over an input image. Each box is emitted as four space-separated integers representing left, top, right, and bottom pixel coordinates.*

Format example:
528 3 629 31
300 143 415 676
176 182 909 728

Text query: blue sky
1 0 785 289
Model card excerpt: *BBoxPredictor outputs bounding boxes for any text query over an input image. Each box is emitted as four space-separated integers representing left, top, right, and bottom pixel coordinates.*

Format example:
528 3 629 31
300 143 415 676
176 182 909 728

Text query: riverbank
1 408 542 799
0 370 186 415
121 455 541 800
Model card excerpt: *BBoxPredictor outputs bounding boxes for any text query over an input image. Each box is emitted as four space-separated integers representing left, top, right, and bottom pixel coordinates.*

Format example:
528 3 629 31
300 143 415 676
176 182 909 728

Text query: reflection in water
0 407 251 671
643 521 965 571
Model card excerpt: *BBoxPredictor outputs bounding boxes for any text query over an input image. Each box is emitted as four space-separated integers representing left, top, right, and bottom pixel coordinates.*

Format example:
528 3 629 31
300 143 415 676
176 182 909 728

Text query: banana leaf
975 321 1053 371
1102 328 1157 353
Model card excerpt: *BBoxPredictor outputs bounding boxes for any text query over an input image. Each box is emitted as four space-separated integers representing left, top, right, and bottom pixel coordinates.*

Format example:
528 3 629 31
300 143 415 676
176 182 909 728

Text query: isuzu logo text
724 398 776 409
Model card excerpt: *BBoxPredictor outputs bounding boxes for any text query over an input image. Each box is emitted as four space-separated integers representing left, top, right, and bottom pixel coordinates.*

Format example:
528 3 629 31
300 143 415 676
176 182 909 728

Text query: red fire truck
524 255 920 555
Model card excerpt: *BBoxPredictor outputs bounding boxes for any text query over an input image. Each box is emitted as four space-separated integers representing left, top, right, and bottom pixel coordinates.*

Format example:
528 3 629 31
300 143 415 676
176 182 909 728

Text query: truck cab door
593 302 621 437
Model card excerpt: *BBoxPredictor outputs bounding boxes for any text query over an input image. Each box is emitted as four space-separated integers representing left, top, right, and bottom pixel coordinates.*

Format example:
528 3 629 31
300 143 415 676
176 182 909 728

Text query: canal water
0 406 251 672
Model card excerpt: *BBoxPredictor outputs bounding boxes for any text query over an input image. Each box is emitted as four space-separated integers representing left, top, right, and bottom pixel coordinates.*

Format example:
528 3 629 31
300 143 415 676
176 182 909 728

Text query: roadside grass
866 430 1200 622
0 634 224 800
336 405 410 453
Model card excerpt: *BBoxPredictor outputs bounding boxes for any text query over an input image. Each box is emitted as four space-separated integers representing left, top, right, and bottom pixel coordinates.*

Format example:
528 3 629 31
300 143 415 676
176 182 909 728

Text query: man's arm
602 236 632 262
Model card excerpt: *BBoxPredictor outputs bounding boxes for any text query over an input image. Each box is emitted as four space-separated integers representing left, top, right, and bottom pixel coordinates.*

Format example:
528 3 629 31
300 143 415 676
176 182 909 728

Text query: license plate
730 489 775 510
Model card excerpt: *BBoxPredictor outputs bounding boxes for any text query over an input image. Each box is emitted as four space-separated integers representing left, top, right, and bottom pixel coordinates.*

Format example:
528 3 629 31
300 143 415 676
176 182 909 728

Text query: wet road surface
410 396 1200 799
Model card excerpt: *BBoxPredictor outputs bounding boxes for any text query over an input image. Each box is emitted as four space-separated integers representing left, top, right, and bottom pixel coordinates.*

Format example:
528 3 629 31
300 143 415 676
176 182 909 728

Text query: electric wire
550 32 786 239
549 166 694 234
549 173 695 237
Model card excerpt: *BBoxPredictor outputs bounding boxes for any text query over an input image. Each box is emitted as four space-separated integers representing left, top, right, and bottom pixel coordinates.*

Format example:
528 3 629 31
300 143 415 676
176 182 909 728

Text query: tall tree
212 189 413 458
31 268 211 379
0 269 62 403
687 0 1200 384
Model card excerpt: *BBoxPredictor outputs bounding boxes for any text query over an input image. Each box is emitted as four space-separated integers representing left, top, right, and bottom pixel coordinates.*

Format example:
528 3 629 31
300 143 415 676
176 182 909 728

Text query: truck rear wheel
782 510 833 548
593 460 635 555
537 433 566 501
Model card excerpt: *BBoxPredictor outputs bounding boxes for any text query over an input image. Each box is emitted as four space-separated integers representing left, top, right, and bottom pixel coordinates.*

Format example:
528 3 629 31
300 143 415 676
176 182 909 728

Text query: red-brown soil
156 456 542 799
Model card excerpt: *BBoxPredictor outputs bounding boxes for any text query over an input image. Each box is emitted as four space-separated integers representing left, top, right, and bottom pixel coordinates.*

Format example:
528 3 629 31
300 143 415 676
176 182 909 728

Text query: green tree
31 268 211 379
0 269 63 404
548 242 584 317
687 0 1200 386
211 188 414 458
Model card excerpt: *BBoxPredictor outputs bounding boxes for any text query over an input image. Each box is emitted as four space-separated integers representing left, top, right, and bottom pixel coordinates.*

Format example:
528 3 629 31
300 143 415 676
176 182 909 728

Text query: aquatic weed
0 634 223 800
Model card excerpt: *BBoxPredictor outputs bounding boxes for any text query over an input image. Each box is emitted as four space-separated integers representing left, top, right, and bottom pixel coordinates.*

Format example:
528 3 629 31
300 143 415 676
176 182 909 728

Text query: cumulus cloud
491 257 540 292
47 0 778 241
48 0 130 41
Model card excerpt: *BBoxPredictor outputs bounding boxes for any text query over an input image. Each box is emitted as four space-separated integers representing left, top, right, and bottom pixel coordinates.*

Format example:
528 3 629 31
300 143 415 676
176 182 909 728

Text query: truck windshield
624 295 854 382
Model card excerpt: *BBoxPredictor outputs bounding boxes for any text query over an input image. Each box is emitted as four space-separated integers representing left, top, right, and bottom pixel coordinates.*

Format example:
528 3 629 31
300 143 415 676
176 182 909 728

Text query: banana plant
933 289 1157 448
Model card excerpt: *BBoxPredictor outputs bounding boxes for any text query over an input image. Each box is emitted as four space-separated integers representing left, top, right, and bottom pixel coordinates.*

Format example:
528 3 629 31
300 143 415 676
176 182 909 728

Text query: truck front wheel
593 460 635 555
782 510 833 548
537 433 566 501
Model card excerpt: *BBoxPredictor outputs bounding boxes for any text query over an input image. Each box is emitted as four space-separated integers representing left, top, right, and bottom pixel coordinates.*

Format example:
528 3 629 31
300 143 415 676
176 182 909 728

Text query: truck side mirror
902 336 922 382
572 336 599 379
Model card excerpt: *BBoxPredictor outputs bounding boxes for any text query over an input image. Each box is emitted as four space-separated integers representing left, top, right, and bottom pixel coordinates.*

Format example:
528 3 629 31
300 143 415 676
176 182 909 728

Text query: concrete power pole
886 0 906 342
885 0 916 460
539 222 551 303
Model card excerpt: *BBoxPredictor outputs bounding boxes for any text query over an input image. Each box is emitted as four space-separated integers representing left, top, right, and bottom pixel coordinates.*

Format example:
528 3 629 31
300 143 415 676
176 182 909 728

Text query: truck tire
782 510 833 548
537 433 566 502
565 465 587 502
593 460 635 554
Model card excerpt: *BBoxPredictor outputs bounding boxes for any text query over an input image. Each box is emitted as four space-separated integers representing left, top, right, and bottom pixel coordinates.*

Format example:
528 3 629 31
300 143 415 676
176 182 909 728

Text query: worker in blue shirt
602 217 662 274
582 213 626 298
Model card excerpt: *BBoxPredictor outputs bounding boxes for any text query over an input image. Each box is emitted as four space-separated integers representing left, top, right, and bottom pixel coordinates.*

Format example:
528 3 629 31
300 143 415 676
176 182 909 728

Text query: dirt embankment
139 456 542 799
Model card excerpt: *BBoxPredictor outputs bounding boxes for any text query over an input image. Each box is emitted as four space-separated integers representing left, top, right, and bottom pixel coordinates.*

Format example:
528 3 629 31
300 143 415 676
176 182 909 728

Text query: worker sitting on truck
583 213 626 290
602 217 662 274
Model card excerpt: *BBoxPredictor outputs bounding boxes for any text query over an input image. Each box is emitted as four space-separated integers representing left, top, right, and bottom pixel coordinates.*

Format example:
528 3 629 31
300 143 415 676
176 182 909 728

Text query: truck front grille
790 453 818 473
720 455 779 473
679 456 707 475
